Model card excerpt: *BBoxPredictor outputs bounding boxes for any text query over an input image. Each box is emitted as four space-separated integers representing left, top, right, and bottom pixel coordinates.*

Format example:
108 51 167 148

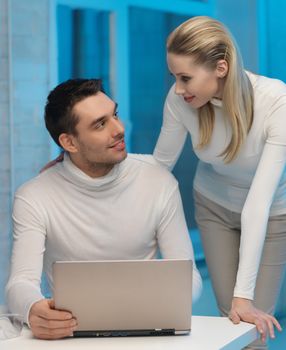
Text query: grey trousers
194 190 286 350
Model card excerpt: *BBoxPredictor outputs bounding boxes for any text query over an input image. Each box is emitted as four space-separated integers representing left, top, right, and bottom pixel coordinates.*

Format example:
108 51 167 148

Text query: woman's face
167 53 227 109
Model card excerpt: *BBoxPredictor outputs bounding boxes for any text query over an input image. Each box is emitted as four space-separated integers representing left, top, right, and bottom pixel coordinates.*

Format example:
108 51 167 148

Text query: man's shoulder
15 167 57 199
126 153 178 186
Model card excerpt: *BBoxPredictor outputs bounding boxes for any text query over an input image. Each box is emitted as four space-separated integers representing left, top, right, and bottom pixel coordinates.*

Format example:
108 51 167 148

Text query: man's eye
114 111 119 119
96 120 105 128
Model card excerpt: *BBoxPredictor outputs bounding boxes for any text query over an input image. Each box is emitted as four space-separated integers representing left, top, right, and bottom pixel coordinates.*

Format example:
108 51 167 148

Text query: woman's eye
114 111 119 119
181 76 191 82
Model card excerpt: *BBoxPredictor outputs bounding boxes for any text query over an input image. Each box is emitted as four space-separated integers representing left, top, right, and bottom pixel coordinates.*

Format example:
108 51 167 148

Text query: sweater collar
210 97 223 107
60 153 122 190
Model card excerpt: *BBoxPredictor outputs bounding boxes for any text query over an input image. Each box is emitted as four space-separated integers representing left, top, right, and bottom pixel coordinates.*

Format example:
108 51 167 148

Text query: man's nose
111 118 124 136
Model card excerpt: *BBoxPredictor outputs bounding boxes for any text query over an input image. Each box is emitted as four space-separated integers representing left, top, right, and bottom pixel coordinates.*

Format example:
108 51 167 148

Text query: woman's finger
229 309 241 324
253 317 267 342
263 315 275 339
269 315 282 331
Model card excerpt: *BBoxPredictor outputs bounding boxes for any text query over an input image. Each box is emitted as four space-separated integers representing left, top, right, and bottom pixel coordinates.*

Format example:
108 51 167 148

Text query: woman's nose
174 82 185 95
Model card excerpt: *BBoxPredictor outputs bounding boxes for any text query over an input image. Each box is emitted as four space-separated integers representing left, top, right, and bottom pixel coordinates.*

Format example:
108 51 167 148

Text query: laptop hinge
73 328 176 337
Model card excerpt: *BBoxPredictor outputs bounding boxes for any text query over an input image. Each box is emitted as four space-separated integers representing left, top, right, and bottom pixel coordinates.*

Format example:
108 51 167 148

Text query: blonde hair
167 16 253 162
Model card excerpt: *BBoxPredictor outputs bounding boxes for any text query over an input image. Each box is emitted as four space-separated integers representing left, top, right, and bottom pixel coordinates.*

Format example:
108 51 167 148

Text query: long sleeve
157 183 203 303
234 144 286 299
234 94 286 299
154 91 188 170
5 193 46 325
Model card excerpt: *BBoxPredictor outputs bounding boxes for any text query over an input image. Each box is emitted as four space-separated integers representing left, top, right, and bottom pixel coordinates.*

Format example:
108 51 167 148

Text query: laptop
53 259 193 337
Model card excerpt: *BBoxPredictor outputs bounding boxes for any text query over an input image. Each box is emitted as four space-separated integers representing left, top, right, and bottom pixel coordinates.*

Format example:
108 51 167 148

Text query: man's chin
114 150 128 164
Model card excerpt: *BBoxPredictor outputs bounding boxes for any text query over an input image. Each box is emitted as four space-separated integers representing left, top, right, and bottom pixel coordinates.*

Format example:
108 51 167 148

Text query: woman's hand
228 297 282 343
40 152 64 173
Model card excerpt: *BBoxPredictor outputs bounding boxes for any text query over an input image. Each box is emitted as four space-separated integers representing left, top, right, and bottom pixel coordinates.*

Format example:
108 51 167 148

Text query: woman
153 16 286 349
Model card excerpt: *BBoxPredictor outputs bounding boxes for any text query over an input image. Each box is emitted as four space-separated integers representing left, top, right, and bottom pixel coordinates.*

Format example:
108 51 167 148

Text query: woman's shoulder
127 154 178 184
247 71 286 102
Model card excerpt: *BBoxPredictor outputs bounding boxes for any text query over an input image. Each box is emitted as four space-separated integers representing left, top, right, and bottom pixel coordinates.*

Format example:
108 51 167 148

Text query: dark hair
45 78 103 147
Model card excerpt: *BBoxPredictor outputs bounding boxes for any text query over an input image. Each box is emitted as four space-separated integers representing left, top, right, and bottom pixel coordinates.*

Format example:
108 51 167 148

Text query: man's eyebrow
113 102 118 114
88 102 118 128
98 102 118 119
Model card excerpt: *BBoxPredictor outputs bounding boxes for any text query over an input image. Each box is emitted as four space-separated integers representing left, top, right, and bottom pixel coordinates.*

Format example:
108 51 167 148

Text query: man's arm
5 191 76 339
156 182 202 302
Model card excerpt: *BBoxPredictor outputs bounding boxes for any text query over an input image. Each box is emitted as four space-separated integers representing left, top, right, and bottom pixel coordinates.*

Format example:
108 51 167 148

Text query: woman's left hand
40 152 64 173
228 297 282 343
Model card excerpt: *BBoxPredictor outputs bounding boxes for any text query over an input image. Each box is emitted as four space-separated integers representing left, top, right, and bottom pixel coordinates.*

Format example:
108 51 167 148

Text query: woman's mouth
184 95 195 103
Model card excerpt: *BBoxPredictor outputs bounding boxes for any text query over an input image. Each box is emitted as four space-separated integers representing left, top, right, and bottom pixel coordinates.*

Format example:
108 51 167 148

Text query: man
6 79 202 340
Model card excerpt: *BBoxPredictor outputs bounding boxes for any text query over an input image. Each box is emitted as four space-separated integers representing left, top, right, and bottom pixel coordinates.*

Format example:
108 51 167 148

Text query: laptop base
73 328 178 337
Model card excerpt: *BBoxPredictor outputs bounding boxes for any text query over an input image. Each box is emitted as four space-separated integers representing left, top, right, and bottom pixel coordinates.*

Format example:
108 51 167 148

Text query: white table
1 316 258 350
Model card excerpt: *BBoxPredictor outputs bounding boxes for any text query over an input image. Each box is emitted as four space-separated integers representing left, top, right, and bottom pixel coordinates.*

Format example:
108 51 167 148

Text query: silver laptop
53 259 193 337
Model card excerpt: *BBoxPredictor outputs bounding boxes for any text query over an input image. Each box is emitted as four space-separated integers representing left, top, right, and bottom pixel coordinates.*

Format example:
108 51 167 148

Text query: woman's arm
229 142 286 341
234 143 286 299
157 181 203 302
235 94 286 299
153 90 188 170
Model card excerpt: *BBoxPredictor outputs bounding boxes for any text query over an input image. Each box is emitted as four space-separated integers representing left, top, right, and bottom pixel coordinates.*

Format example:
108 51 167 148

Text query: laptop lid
53 259 192 336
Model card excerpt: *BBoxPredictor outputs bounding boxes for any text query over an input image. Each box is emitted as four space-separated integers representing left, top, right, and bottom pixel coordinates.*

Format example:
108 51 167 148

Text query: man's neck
68 153 114 178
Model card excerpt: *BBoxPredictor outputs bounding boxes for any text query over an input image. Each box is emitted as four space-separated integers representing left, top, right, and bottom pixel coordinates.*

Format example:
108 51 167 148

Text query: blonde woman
154 16 286 349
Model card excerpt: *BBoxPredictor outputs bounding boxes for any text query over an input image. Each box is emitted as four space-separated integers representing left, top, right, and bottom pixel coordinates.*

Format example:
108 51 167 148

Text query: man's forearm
6 280 44 325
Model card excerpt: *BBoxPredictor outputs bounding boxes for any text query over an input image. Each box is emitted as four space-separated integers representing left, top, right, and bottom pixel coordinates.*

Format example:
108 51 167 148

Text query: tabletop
1 316 258 350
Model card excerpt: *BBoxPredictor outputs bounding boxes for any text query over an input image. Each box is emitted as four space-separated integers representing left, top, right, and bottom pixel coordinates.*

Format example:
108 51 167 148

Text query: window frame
49 0 214 157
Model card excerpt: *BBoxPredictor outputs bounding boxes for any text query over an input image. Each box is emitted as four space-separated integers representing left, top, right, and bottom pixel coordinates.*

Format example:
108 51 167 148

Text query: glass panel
57 5 111 95
129 7 197 230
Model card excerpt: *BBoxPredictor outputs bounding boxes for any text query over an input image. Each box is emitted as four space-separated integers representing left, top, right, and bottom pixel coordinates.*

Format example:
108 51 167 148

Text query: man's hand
228 297 282 343
29 299 77 339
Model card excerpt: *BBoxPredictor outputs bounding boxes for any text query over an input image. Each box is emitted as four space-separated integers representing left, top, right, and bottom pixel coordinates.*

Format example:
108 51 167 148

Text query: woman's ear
216 59 228 78
58 133 78 153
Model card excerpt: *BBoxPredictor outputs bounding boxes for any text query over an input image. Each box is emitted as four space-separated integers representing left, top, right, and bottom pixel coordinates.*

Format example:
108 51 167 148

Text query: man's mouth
109 139 126 151
184 95 195 103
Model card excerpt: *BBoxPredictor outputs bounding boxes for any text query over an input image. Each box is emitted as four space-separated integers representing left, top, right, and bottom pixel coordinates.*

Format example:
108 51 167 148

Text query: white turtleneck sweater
6 153 202 324
154 71 286 300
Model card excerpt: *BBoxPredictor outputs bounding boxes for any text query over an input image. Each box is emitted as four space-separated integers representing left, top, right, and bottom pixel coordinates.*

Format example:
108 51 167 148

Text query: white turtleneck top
6 153 202 324
154 71 286 300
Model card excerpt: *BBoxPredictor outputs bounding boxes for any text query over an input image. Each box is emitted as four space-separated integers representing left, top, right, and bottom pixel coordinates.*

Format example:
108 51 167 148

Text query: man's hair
45 78 103 147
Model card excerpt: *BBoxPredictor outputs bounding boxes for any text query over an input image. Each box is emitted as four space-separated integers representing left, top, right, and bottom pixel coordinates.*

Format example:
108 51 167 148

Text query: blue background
0 1 285 347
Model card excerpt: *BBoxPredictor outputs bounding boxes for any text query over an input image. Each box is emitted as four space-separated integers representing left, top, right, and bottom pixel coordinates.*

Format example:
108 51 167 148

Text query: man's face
68 92 127 177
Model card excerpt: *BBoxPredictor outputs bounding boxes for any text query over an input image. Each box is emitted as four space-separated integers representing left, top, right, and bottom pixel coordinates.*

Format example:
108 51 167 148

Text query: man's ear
216 59 228 78
58 133 78 153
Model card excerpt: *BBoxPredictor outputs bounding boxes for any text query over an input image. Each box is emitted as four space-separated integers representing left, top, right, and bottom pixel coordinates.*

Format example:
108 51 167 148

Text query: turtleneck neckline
210 97 223 107
60 153 122 190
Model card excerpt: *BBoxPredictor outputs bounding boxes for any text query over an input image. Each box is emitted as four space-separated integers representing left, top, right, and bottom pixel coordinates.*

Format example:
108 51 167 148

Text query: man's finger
37 306 72 321
34 325 75 340
35 316 77 330
48 299 55 309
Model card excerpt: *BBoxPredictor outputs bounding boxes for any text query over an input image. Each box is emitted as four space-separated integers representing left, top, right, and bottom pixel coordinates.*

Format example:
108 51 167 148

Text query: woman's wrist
232 296 253 306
